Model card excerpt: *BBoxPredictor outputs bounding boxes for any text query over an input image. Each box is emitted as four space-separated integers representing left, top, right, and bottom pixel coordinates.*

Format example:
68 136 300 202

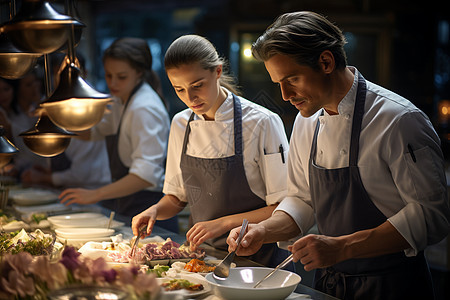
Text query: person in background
59 37 178 232
20 53 111 190
0 74 48 178
131 35 292 268
226 11 449 299
0 78 16 142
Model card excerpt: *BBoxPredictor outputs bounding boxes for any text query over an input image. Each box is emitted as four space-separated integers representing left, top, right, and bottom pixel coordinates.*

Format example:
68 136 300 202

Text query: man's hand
227 223 266 256
289 234 345 271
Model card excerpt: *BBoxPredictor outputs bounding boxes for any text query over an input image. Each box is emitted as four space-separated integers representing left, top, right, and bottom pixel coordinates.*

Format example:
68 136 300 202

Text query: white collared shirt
163 90 289 205
51 139 111 189
276 67 450 256
91 82 169 191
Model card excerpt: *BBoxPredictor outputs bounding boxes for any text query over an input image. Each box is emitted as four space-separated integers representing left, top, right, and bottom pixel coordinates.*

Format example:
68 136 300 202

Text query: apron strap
181 94 244 158
349 74 366 166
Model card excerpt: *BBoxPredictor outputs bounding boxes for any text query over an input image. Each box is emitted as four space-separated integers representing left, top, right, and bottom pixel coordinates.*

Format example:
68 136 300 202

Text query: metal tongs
253 253 294 288
130 224 146 259
213 219 249 280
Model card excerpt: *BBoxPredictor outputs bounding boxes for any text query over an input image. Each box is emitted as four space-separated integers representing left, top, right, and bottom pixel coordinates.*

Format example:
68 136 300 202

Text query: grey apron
103 82 178 232
51 152 71 172
180 94 292 268
309 74 434 299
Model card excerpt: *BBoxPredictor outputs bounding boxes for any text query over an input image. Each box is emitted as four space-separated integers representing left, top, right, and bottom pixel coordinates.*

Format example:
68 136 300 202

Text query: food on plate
79 238 205 265
0 229 55 256
148 264 170 277
160 278 204 291
109 238 205 264
184 258 216 273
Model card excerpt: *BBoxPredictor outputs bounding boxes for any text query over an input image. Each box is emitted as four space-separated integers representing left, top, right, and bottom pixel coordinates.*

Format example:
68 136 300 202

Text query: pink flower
86 257 117 283
131 272 159 296
1 269 35 297
30 255 67 290
1 252 33 276
60 246 81 271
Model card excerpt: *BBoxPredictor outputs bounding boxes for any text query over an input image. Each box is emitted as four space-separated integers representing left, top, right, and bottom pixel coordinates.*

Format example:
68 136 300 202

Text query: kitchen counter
123 225 339 300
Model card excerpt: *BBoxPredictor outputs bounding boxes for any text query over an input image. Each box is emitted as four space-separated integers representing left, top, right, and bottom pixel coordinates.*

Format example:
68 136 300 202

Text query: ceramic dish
48 213 124 229
157 273 210 298
55 227 115 239
56 236 113 248
205 267 301 300
9 188 59 206
14 203 71 215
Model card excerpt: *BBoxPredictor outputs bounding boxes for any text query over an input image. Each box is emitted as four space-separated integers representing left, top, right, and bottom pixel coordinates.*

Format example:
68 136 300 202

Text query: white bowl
205 267 301 300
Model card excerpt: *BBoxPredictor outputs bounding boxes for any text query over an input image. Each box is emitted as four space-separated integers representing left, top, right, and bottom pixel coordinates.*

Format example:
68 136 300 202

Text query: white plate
55 227 115 239
157 273 210 298
56 236 113 248
10 189 58 206
14 203 71 215
48 213 124 229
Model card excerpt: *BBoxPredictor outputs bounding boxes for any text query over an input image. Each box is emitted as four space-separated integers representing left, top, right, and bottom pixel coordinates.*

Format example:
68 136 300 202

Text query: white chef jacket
163 90 289 205
91 82 169 191
276 67 450 256
51 138 111 189
9 109 48 172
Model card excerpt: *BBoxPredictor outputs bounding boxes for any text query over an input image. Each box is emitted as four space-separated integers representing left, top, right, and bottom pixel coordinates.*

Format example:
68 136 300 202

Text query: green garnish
148 264 170 277
0 229 54 256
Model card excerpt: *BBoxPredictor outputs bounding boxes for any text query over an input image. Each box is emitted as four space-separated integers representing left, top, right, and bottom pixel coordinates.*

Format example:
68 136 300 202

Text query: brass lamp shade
41 63 111 131
0 126 18 168
0 33 41 79
1 0 84 54
19 113 75 157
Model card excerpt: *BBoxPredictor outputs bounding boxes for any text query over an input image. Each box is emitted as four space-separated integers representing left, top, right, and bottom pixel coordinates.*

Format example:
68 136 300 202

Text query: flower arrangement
0 246 160 299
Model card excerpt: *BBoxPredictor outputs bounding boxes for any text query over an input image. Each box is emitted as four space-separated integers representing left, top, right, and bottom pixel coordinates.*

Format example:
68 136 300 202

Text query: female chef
59 37 178 232
132 35 291 268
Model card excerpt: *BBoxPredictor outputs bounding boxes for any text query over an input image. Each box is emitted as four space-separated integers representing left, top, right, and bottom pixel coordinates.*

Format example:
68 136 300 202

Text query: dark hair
103 37 166 107
164 35 240 95
252 11 348 70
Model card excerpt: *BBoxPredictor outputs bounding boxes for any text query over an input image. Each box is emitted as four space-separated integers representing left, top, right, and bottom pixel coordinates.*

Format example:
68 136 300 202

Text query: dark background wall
66 0 449 157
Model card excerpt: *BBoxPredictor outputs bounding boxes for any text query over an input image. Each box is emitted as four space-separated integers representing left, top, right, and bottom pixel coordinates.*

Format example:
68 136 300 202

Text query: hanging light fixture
19 110 75 157
41 62 111 131
0 126 18 168
0 1 41 79
0 33 41 79
1 0 84 54
39 0 111 131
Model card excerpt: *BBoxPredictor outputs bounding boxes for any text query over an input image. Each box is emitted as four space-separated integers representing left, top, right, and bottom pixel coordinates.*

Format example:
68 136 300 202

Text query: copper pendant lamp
1 0 84 54
0 32 41 79
19 109 75 157
39 0 111 131
0 0 41 79
41 62 111 131
0 126 18 168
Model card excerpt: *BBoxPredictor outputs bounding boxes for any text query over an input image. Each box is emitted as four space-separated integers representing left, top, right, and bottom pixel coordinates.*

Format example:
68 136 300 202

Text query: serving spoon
213 218 249 280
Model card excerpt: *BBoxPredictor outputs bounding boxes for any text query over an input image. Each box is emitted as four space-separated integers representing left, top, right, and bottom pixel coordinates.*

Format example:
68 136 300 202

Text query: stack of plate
48 212 124 229
10 188 59 206
49 212 124 247
55 227 115 244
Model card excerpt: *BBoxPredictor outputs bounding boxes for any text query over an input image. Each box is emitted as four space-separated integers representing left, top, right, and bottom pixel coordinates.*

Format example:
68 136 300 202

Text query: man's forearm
259 210 301 243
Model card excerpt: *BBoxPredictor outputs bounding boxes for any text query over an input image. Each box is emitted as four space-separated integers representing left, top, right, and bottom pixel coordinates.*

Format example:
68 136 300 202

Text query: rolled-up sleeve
127 104 169 189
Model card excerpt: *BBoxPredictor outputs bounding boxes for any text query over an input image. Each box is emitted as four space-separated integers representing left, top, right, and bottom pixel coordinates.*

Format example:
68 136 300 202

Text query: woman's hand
59 188 100 205
131 206 158 238
186 219 227 250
